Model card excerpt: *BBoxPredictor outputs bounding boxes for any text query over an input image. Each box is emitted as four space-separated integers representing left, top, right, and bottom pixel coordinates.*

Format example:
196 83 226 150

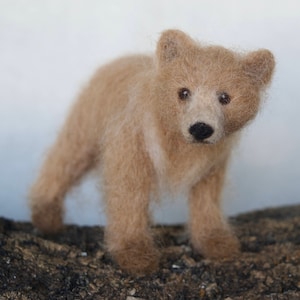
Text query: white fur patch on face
181 87 225 144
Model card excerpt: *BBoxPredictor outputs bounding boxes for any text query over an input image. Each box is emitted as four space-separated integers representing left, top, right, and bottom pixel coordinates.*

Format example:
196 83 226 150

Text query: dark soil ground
1 205 300 299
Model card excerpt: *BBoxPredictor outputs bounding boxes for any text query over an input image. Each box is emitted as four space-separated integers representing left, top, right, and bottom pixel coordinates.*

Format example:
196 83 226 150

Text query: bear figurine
29 29 275 274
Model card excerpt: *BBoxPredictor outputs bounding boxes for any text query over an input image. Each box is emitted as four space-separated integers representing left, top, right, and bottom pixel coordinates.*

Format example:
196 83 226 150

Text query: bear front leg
105 198 160 275
103 137 159 275
188 163 240 260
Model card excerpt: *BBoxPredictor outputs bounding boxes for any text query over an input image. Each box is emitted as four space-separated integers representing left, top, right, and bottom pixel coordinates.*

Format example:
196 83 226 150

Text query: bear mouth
186 136 214 145
192 139 213 145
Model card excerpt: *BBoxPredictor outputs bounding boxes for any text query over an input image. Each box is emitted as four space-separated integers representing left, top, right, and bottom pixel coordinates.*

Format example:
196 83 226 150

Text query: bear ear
156 29 194 65
242 49 275 86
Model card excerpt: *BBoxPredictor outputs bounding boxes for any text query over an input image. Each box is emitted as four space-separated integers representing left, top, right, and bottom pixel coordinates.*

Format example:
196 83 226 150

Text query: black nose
189 122 214 141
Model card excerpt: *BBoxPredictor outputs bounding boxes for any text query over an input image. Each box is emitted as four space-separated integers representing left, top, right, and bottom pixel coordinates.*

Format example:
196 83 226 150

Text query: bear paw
110 239 160 275
31 200 64 234
193 228 240 260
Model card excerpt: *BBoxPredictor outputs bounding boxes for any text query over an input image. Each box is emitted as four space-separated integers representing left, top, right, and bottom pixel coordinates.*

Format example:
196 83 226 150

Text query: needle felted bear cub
30 30 275 274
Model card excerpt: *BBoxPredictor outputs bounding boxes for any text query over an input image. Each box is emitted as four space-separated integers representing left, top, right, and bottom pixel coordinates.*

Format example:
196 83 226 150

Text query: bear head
153 29 275 144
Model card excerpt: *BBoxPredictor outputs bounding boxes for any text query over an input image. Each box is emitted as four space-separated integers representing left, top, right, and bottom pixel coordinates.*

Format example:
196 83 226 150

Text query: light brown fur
29 30 275 274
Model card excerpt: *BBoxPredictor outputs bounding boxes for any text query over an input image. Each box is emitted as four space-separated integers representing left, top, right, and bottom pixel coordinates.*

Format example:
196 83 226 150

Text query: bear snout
189 122 214 142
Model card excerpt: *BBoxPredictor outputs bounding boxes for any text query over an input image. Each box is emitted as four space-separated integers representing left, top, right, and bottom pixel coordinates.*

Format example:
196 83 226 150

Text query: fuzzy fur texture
29 30 275 274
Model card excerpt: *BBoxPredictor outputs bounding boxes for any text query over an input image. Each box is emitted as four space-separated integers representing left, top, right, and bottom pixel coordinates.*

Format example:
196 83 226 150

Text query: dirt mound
1 205 300 299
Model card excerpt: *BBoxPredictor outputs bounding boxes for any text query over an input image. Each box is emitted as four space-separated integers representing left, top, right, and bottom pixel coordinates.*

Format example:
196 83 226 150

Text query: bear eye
218 92 231 105
178 88 191 100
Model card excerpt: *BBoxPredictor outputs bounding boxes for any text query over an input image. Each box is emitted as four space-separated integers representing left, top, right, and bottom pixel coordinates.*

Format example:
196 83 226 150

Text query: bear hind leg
30 125 98 234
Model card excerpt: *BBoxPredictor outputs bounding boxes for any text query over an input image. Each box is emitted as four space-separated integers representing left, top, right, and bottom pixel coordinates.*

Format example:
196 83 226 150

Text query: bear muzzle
189 122 214 143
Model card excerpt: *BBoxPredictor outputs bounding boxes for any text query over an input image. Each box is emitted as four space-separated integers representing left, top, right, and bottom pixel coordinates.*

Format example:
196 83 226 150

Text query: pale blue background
0 0 299 225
